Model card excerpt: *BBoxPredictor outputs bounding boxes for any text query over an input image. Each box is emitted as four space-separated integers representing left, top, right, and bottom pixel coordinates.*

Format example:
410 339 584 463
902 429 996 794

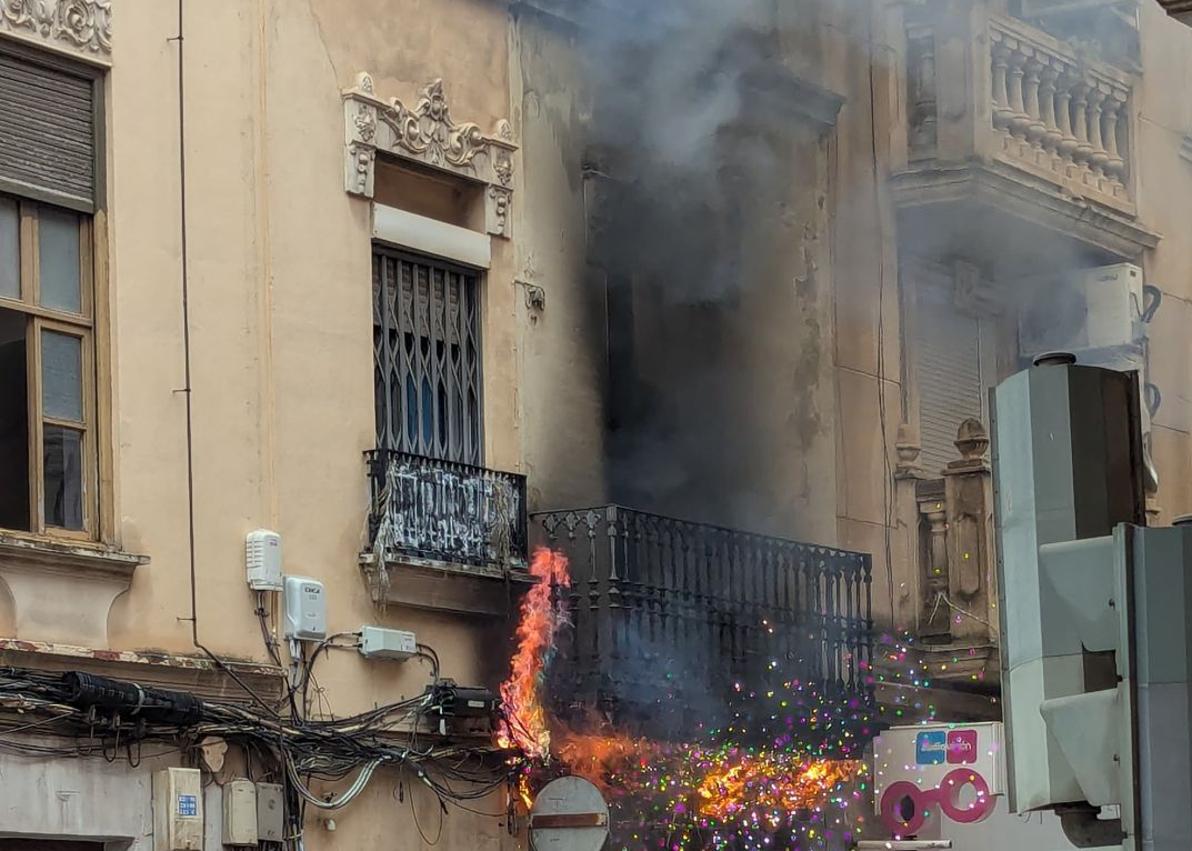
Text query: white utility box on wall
360 625 417 660
222 779 259 846
283 575 326 641
246 529 283 591
153 767 203 851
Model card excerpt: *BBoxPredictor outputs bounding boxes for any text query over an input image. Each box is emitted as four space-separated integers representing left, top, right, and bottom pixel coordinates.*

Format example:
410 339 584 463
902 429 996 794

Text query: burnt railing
366 449 527 569
532 506 875 748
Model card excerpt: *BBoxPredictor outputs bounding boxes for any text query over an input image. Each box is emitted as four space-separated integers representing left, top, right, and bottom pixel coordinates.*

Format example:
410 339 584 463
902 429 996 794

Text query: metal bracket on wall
516 280 546 318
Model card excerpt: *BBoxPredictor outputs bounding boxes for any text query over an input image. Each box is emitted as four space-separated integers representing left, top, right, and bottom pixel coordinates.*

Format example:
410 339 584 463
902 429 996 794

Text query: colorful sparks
497 547 890 849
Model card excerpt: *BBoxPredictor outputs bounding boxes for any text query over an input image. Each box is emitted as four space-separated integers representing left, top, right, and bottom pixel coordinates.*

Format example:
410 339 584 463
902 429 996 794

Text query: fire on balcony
494 511 879 848
533 505 876 746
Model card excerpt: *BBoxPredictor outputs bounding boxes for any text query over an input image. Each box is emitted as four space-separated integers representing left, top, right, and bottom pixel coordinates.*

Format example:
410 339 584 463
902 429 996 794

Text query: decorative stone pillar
942 418 997 643
916 479 951 642
1039 66 1062 153
1007 49 1030 141
991 44 1013 130
1071 83 1093 164
894 423 925 631
1023 59 1046 148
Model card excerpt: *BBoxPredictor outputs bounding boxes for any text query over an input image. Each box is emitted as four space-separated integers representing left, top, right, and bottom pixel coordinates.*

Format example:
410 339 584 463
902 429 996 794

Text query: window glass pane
42 330 83 422
0 308 29 531
0 199 17 299
38 207 81 313
43 425 83 530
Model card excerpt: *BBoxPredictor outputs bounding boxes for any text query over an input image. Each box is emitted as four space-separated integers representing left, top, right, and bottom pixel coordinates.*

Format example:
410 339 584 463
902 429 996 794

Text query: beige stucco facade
1 0 1192 846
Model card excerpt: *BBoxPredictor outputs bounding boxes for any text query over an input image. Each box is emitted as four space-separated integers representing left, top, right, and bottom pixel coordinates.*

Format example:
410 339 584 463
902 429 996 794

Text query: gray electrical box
256 782 284 843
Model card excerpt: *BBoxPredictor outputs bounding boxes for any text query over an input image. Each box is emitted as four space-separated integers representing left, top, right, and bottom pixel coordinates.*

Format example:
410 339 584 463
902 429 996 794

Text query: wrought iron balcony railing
366 449 528 570
532 505 875 749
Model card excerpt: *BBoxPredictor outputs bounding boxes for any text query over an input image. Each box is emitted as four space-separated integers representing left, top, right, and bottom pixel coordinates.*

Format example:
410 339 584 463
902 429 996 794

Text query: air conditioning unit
1018 263 1144 358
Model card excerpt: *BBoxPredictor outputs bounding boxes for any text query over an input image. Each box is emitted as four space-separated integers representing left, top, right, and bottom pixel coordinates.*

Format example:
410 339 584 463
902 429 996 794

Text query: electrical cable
409 771 445 847
415 643 441 682
866 8 897 625
0 659 507 843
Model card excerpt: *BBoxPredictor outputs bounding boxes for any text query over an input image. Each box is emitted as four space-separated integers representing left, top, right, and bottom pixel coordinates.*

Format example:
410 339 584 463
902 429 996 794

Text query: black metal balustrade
366 449 528 569
532 506 875 749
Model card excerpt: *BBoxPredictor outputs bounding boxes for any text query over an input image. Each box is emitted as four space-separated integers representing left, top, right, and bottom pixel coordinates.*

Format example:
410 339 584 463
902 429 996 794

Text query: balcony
361 449 530 616
532 506 876 752
894 4 1157 268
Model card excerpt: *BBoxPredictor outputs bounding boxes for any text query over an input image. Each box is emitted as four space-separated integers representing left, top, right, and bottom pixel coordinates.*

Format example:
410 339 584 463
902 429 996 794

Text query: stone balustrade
989 17 1132 203
905 8 1137 215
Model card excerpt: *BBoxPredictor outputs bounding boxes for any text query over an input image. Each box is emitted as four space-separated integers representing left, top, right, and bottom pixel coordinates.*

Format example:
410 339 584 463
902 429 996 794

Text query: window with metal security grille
372 247 483 465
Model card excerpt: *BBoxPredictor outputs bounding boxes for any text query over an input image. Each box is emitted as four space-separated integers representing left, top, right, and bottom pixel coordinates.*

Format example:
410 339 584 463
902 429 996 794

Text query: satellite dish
529 776 610 851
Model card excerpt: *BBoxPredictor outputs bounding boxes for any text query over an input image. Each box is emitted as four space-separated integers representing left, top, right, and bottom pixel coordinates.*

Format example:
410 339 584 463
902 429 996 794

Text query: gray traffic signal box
992 359 1192 850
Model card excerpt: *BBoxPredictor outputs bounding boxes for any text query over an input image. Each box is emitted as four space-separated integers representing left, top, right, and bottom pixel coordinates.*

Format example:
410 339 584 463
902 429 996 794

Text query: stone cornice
890 163 1160 258
343 72 518 239
0 639 285 705
738 65 844 132
0 0 111 66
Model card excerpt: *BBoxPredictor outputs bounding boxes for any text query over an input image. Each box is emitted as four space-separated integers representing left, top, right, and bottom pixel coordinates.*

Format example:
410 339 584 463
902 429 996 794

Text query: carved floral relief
0 0 111 61
343 73 518 239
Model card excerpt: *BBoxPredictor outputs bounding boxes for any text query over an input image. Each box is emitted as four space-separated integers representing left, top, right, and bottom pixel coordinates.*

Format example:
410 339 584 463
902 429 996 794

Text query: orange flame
694 754 863 819
553 726 864 822
496 548 570 759
495 547 865 837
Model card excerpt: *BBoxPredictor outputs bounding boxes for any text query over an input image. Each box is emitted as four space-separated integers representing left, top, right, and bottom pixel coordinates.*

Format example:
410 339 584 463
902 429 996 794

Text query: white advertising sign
873 721 1005 836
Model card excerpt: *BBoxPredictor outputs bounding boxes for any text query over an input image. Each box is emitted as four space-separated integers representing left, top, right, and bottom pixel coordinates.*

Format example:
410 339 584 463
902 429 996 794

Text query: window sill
360 551 534 617
0 532 149 647
0 531 148 577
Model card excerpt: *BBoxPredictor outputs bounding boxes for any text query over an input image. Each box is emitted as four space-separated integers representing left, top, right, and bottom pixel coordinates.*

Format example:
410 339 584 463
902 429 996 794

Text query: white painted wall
0 746 228 851
911 797 1078 851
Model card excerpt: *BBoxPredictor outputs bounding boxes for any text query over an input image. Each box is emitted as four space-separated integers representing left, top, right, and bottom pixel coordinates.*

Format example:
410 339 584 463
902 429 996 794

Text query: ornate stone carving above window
343 72 518 239
0 0 112 65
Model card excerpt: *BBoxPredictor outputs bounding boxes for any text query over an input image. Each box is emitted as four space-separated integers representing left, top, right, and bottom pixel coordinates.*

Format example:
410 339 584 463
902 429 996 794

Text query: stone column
942 418 997 644
894 422 926 633
916 480 952 642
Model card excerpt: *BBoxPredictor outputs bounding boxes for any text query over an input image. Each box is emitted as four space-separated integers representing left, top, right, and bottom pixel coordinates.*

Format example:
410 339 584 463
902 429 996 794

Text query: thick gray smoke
575 0 813 528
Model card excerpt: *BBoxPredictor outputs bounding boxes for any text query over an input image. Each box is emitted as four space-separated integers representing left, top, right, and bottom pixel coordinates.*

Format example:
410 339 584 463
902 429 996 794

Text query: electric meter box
283 576 326 641
246 529 283 591
221 779 258 846
256 782 285 842
153 767 203 851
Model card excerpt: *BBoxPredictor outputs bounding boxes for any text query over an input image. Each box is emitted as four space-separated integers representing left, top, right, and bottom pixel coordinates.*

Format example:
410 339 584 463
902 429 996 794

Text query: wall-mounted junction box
360 625 417 660
256 782 285 843
284 576 326 641
153 767 203 851
246 529 283 591
222 779 259 846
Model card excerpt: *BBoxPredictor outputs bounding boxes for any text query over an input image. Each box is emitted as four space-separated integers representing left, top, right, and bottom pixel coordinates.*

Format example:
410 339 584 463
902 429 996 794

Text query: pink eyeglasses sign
879 768 997 835
872 721 1005 837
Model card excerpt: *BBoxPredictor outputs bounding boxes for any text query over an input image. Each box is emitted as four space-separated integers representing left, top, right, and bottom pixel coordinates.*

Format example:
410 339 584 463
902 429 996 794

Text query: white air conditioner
1019 263 1144 357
